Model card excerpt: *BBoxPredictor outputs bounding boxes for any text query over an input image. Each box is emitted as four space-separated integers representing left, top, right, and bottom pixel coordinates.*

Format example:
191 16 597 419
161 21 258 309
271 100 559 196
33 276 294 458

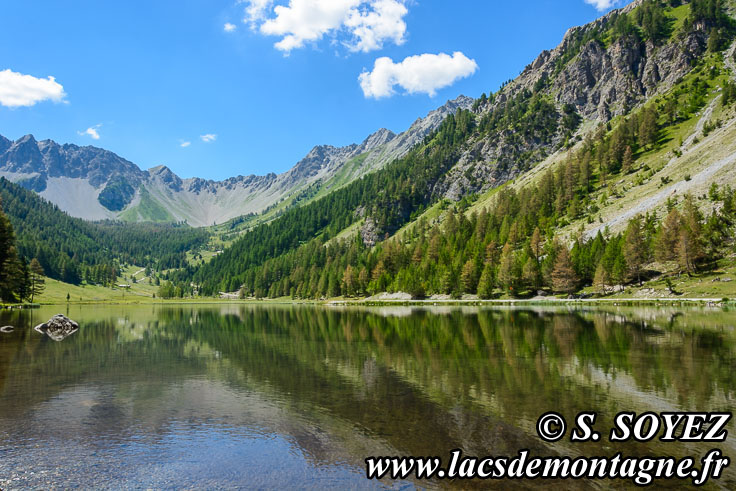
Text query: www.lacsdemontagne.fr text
365 449 730 486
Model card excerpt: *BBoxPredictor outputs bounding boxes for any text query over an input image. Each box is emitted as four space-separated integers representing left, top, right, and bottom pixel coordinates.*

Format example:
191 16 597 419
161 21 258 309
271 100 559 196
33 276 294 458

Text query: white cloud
242 0 273 28
0 69 66 108
359 52 478 99
584 0 620 11
243 0 408 53
344 0 407 52
78 125 101 140
224 22 237 32
200 134 217 143
180 140 191 147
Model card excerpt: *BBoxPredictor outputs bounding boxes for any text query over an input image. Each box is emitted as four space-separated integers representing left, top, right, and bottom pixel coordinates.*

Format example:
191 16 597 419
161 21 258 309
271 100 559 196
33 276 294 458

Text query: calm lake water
0 304 734 489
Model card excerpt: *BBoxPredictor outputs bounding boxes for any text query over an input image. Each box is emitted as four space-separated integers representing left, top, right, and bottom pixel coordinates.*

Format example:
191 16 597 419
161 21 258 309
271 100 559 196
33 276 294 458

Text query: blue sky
0 0 624 180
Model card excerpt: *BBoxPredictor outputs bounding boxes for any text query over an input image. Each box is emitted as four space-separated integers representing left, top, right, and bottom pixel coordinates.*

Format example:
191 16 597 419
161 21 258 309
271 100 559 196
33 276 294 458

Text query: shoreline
4 297 730 308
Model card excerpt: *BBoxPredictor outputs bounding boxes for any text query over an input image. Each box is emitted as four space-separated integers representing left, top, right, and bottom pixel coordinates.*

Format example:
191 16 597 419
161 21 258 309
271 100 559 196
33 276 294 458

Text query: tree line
0 198 45 302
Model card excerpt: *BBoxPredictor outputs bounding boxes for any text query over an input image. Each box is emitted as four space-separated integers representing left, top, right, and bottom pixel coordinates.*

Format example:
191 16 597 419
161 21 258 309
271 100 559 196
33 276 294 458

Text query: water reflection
0 305 734 488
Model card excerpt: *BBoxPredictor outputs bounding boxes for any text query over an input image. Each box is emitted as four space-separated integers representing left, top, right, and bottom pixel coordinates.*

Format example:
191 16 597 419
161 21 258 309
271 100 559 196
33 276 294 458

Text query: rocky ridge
435 0 714 201
0 96 473 226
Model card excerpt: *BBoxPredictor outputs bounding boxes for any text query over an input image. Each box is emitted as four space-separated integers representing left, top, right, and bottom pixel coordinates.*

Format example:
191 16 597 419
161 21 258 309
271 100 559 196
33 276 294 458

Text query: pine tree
639 107 659 148
612 253 627 286
440 267 456 295
0 198 22 302
522 257 541 290
579 152 592 192
477 264 495 299
343 265 356 297
29 258 45 302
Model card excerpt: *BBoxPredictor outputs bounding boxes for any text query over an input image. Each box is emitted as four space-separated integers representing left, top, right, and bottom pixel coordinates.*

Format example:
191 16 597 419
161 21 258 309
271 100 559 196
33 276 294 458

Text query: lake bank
6 296 733 308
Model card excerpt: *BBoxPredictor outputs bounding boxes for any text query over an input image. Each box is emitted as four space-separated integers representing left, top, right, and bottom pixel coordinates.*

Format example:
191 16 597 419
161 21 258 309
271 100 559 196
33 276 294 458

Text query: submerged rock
34 314 79 342
0 326 14 333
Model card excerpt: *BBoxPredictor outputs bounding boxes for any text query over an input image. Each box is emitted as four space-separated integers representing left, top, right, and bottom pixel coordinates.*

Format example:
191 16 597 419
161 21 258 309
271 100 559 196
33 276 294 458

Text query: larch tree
655 208 682 262
593 262 610 294
676 194 704 274
461 259 478 293
550 247 579 294
622 145 634 174
639 107 659 148
530 227 543 264
498 243 517 294
624 215 647 285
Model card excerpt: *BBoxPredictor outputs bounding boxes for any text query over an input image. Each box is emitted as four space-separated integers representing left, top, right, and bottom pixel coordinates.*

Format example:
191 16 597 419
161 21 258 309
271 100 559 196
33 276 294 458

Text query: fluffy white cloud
0 69 66 108
359 52 478 99
200 133 217 142
224 22 237 32
180 140 192 147
243 0 407 53
344 0 407 52
243 0 273 28
78 125 101 140
584 0 620 11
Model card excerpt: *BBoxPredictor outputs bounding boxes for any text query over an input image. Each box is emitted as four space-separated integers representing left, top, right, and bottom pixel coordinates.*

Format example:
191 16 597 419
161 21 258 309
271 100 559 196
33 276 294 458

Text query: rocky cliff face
435 0 716 200
509 0 708 120
0 96 473 226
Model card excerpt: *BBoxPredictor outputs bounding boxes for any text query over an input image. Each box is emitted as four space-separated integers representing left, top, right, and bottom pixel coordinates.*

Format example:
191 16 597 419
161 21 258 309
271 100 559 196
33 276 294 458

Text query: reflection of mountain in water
0 306 734 488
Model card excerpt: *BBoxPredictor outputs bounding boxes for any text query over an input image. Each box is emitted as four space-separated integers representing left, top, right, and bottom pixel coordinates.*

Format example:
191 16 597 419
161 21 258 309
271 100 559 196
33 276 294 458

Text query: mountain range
0 96 472 227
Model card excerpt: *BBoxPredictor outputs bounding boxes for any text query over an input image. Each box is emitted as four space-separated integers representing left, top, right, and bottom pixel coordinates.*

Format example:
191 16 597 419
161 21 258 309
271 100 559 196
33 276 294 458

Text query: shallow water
0 304 734 488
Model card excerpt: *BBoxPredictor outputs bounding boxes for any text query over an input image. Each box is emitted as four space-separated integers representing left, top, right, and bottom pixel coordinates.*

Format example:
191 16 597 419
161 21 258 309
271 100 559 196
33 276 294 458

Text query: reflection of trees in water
1 306 734 485
176 307 736 458
195 306 734 407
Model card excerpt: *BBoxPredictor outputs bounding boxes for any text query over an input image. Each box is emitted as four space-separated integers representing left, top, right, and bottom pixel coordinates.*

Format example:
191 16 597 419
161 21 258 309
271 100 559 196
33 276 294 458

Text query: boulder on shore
34 314 79 342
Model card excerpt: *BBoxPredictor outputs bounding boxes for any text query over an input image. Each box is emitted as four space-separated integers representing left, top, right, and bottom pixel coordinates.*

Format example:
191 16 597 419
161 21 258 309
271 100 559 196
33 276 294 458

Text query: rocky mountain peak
487 0 709 122
15 134 37 145
359 128 396 152
407 95 475 132
2 134 44 173
148 164 183 191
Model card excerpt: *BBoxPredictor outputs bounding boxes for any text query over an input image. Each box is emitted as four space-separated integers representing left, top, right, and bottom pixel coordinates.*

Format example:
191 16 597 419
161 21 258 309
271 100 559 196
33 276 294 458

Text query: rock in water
0 326 14 333
34 314 79 341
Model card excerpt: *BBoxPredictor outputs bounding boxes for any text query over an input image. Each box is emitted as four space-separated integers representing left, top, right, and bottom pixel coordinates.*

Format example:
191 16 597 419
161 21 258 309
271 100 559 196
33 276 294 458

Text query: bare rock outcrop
34 314 79 342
